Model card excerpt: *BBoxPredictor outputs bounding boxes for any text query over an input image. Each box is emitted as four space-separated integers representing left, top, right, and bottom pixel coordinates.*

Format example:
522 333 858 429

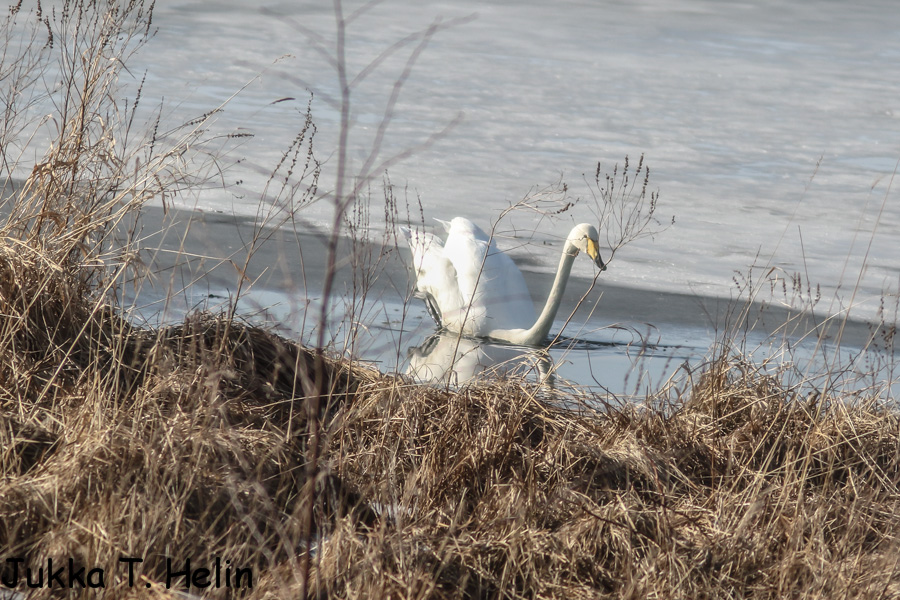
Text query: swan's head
567 223 607 271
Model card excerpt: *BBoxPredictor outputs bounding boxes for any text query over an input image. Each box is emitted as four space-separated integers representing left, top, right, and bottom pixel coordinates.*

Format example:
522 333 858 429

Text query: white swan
402 217 606 345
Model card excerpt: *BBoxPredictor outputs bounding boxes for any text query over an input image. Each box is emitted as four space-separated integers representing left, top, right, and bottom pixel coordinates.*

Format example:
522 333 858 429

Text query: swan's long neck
493 242 578 346
524 243 577 341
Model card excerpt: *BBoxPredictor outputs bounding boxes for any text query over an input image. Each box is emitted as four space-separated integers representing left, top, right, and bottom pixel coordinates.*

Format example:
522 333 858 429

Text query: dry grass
1 237 900 598
2 1 900 599
303 357 900 599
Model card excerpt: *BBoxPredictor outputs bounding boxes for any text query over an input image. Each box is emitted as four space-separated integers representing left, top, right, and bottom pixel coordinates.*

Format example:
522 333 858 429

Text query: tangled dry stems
1 242 899 599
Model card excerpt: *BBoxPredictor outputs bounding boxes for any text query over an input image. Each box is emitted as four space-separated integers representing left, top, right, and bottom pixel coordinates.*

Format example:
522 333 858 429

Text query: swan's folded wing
478 245 536 330
443 219 535 334
443 225 489 325
403 228 464 328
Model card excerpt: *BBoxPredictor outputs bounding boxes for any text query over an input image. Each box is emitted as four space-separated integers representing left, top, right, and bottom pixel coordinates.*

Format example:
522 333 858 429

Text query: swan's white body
403 217 606 346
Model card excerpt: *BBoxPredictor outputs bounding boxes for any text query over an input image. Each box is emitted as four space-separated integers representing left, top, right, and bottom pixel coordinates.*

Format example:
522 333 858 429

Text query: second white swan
402 217 606 345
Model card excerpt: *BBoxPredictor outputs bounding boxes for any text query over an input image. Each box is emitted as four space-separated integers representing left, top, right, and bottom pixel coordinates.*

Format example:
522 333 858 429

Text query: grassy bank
2 1 900 598
1 238 900 599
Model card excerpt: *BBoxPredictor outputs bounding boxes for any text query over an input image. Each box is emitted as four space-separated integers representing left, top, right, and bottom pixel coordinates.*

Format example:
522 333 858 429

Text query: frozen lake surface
133 0 900 324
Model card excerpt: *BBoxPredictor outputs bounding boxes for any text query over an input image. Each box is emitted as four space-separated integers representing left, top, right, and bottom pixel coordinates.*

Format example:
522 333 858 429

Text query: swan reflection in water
406 330 553 386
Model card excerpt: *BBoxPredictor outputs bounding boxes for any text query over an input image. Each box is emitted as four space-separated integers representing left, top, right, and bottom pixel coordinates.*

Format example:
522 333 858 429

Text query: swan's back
441 217 535 336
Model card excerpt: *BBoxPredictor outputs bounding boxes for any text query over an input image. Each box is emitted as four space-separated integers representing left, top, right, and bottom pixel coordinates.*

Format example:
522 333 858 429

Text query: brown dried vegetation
2 236 900 599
